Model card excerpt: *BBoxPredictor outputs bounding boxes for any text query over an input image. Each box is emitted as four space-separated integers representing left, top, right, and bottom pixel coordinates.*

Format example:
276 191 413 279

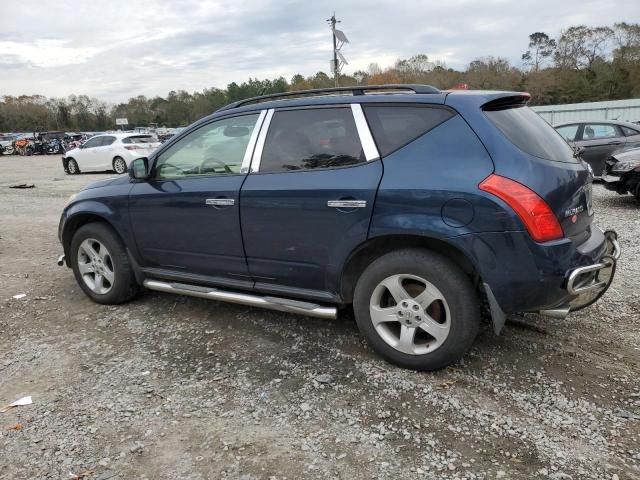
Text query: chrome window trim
240 109 267 174
250 109 275 173
351 103 380 161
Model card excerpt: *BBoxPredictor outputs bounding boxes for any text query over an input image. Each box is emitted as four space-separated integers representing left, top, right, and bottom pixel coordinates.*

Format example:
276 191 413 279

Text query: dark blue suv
58 85 620 370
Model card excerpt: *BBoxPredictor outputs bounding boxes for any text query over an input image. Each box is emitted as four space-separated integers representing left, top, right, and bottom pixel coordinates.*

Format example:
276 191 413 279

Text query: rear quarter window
363 105 455 157
485 105 576 162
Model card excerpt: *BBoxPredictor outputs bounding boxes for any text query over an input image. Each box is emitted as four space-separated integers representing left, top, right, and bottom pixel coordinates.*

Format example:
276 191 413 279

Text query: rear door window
621 126 639 137
363 105 455 157
99 136 116 146
581 124 619 140
485 105 576 162
260 108 364 172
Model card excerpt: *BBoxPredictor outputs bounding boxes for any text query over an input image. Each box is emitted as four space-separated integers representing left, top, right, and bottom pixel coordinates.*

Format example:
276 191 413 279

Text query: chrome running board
539 307 571 319
143 279 337 319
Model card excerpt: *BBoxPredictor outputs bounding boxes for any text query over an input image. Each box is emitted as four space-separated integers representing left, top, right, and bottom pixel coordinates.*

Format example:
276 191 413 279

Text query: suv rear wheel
70 222 139 304
353 249 479 371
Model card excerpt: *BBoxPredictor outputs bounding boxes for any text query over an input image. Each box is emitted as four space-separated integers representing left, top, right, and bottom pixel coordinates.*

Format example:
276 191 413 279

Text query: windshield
485 106 577 163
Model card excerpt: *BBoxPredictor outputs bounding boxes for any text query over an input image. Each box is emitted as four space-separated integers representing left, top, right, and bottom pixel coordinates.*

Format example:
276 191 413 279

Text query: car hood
82 175 130 191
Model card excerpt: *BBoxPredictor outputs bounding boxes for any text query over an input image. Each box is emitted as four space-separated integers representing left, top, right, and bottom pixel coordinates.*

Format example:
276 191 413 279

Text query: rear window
363 106 455 157
622 126 639 136
122 135 155 144
485 106 576 162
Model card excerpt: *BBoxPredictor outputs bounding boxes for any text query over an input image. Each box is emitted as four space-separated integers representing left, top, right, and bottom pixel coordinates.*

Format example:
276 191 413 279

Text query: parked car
0 134 17 154
602 147 640 201
554 120 640 178
62 133 161 174
57 85 620 371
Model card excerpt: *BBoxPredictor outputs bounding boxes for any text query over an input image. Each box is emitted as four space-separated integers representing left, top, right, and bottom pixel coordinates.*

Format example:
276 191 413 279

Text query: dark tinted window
260 108 364 172
363 106 455 157
622 126 640 136
100 136 116 146
82 136 102 148
485 106 576 162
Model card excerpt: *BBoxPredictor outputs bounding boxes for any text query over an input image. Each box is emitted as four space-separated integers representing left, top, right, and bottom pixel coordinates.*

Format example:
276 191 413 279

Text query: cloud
1 0 638 102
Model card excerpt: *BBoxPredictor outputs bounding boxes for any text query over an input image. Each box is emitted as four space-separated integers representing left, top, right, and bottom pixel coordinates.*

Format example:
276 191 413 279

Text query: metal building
532 99 640 125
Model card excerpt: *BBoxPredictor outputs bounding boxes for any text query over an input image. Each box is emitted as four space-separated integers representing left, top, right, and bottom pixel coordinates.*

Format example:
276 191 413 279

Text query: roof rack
217 84 441 112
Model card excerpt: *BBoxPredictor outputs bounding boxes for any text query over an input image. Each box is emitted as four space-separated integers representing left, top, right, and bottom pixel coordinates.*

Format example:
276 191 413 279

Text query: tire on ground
353 248 480 371
113 157 127 174
67 158 80 174
70 222 139 305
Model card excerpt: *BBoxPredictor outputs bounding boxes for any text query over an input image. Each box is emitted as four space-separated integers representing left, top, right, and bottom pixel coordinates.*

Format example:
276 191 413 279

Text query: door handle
205 198 235 206
327 200 367 208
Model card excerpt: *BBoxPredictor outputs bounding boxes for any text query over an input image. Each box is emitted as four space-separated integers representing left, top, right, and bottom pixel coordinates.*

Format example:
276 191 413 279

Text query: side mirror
129 157 149 180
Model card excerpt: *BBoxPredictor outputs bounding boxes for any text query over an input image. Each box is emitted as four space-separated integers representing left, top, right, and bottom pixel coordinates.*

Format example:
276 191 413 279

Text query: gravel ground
0 156 639 480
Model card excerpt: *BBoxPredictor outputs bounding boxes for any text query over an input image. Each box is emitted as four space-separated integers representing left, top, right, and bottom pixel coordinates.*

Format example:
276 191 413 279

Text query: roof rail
217 84 441 112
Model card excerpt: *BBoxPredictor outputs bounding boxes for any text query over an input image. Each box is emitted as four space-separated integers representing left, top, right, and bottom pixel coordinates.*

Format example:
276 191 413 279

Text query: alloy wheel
77 238 115 294
369 274 451 355
114 158 126 174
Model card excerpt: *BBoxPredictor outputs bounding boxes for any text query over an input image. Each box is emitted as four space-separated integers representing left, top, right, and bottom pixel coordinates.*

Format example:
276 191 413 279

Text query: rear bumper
561 230 619 311
448 225 619 316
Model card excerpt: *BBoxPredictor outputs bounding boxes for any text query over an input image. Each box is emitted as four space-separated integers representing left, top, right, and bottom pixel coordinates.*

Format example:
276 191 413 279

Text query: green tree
522 32 557 71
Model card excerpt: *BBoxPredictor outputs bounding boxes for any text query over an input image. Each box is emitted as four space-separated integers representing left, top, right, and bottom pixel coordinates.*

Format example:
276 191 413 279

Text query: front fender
59 193 136 262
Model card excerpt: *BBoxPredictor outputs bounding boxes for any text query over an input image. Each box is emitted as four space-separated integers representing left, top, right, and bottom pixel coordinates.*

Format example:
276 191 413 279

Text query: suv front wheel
70 222 139 304
353 249 479 371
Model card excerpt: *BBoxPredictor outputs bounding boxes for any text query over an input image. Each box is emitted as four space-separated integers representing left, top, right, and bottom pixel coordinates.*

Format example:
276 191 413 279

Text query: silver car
554 120 640 178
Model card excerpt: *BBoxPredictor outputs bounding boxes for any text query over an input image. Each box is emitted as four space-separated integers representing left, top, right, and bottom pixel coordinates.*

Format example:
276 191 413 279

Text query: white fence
531 99 640 125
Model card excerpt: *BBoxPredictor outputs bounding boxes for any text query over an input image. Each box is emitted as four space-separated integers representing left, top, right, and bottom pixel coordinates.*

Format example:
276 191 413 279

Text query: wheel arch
62 212 118 257
340 234 482 304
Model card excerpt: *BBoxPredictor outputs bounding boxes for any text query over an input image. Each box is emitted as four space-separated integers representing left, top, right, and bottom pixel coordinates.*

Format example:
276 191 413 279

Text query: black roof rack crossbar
217 84 441 112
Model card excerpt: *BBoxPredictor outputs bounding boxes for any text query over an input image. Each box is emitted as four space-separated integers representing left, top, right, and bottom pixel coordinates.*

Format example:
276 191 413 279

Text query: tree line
1 22 638 132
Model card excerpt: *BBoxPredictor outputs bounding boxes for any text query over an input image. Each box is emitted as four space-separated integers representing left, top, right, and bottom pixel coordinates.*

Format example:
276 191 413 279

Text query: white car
63 133 161 174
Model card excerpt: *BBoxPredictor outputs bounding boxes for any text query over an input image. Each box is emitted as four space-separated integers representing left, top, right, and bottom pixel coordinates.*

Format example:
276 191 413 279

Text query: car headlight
612 161 640 172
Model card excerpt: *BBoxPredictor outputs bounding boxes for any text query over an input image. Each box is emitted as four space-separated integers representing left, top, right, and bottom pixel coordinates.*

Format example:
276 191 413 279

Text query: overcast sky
2 0 638 103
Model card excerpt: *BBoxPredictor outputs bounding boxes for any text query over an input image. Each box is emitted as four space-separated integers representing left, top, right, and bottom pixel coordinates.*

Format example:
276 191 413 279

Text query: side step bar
143 279 337 319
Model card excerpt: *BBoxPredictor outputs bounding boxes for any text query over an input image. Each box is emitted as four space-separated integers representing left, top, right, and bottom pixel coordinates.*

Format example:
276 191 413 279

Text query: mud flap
484 282 506 335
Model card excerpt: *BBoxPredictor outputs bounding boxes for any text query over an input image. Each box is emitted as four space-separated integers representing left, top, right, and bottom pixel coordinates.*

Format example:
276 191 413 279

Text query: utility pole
327 13 349 87
330 14 339 86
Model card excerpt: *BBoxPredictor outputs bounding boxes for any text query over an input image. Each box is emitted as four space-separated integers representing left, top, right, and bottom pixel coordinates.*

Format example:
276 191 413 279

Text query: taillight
124 145 142 150
479 174 564 243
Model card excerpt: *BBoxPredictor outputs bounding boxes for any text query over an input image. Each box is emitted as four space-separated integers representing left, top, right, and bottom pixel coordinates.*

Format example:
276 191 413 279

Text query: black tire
113 156 127 174
353 249 479 371
70 222 139 305
67 158 80 174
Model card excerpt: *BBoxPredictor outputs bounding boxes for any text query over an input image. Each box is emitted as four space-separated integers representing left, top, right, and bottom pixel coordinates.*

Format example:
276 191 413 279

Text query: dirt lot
0 155 639 480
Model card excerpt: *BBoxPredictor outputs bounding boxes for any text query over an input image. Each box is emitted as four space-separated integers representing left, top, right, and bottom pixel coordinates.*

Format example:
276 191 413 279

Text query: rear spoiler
482 93 531 111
